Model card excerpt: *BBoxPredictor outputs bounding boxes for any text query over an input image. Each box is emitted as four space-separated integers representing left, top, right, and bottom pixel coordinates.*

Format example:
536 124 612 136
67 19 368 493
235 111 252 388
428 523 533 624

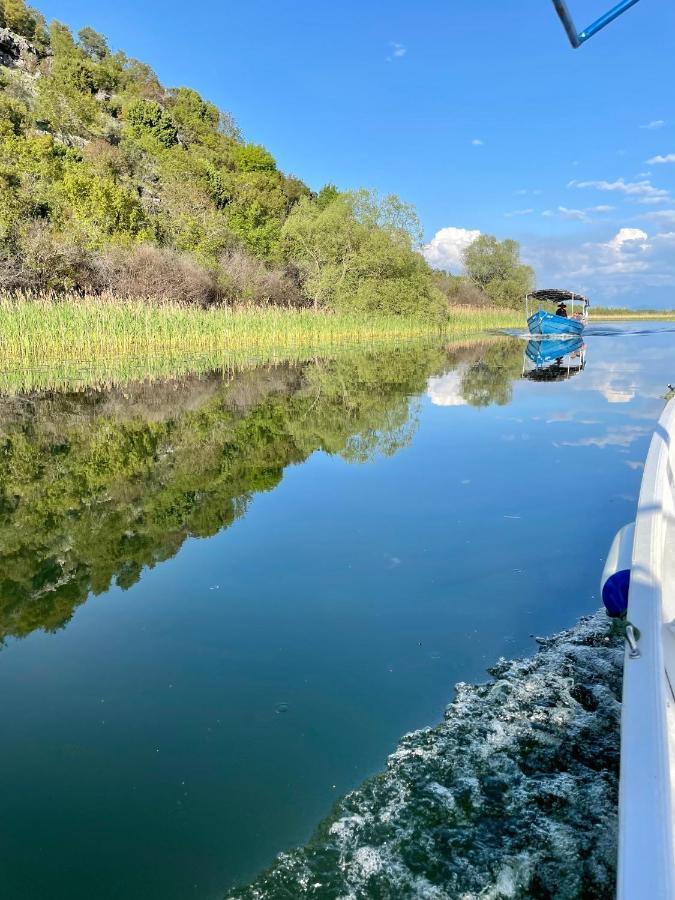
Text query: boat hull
613 397 675 899
527 310 585 336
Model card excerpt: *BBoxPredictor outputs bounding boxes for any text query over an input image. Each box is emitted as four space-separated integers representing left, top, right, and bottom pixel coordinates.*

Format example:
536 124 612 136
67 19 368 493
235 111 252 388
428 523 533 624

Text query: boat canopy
527 289 590 307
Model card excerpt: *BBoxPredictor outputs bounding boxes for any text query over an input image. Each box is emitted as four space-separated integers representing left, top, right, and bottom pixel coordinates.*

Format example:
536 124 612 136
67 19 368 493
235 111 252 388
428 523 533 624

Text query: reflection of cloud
570 360 641 403
561 425 650 448
426 370 467 406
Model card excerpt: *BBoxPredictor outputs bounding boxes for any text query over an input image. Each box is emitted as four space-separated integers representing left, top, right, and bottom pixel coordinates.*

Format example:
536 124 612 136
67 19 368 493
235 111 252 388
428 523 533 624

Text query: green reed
0 295 521 368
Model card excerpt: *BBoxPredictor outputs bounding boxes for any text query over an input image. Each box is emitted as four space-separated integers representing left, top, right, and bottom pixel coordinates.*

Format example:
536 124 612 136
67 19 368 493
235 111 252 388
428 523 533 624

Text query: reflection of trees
459 340 524 407
0 346 446 642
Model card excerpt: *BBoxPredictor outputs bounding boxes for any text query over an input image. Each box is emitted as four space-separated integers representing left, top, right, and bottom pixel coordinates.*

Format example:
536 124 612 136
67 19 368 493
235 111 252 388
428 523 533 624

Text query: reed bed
0 294 520 362
0 295 520 395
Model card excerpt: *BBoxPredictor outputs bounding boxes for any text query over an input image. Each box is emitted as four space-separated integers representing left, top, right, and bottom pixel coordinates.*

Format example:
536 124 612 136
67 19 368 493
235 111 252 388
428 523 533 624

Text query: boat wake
229 613 622 899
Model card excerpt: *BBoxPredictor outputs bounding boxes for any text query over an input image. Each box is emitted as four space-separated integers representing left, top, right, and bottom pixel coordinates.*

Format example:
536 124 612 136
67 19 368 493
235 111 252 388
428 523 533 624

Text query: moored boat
526 289 590 336
600 397 675 898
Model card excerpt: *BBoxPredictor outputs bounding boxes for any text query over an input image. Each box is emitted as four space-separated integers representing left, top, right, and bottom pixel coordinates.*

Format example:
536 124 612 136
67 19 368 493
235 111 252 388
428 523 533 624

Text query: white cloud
647 154 675 165
426 370 467 407
641 120 665 129
642 209 675 224
541 205 615 223
569 177 669 203
471 138 483 146
385 42 406 61
422 226 480 272
604 227 648 251
523 210 675 305
504 208 534 217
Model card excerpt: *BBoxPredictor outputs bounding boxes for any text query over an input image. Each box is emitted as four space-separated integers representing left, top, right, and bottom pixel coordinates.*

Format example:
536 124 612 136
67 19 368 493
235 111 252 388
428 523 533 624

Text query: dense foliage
0 2 447 317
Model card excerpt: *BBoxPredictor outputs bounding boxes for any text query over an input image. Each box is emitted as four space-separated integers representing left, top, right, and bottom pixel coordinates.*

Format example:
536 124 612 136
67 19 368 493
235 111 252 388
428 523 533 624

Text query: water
0 325 672 899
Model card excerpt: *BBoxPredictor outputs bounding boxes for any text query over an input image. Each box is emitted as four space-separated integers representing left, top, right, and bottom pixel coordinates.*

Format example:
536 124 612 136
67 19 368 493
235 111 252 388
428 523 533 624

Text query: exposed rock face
0 26 45 71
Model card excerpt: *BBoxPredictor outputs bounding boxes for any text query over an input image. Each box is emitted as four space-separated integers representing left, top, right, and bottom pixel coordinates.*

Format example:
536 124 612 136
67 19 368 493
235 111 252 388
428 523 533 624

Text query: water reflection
522 336 587 382
0 340 524 644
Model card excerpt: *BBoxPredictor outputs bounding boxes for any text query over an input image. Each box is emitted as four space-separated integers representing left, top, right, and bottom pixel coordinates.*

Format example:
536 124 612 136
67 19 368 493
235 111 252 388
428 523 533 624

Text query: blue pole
578 0 642 43
552 0 643 48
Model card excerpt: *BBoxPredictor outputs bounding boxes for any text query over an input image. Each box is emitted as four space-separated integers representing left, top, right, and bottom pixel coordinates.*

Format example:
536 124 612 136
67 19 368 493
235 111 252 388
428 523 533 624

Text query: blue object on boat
527 310 585 336
552 0 642 49
525 336 584 367
603 568 631 617
600 522 635 618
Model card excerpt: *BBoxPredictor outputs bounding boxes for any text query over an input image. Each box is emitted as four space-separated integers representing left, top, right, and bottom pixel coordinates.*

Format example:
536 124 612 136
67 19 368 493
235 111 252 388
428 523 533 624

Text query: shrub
219 249 305 307
125 100 177 148
101 244 221 305
0 222 103 292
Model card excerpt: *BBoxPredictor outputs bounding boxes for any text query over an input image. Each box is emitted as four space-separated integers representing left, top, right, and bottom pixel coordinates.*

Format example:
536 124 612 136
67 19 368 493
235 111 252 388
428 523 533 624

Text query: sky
37 0 675 307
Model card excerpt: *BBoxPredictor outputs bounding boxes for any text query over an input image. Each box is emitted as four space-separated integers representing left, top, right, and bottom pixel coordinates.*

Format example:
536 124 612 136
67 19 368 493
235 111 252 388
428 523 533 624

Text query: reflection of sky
570 359 641 404
426 369 467 407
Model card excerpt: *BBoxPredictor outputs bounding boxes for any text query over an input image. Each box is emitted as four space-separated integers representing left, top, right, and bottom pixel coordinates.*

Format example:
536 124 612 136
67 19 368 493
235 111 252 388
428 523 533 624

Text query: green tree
282 191 444 319
233 143 277 173
3 0 37 38
462 234 534 308
125 99 178 148
168 87 219 145
77 26 109 60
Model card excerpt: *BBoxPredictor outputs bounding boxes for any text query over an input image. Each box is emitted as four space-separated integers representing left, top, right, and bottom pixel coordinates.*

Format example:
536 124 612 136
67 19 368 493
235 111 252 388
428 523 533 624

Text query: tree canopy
462 234 534 309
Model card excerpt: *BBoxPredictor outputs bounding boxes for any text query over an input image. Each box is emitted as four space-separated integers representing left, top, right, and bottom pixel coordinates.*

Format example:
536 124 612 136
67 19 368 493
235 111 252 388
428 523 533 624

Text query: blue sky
38 0 675 306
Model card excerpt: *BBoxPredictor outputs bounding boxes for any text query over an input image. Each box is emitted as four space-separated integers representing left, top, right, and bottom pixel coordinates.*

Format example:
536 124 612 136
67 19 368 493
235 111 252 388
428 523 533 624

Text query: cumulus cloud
422 226 480 272
647 154 675 165
569 177 669 203
471 138 484 146
605 227 648 251
641 120 665 129
521 224 675 303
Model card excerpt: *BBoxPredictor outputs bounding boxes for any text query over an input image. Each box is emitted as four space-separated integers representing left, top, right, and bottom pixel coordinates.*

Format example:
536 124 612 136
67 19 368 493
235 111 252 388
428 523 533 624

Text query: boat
600 397 675 898
526 289 590 336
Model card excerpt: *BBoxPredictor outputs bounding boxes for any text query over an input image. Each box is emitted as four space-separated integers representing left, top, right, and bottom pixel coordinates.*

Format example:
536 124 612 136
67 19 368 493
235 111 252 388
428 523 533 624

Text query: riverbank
0 296 520 370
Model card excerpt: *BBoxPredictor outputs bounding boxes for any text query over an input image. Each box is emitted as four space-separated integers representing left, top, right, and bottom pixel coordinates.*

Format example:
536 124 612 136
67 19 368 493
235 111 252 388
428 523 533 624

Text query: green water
0 327 672 899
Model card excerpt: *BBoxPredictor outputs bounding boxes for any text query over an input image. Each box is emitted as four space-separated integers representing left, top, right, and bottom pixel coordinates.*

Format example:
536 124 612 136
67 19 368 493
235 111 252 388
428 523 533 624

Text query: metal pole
552 0 642 48
578 0 642 43
552 0 581 48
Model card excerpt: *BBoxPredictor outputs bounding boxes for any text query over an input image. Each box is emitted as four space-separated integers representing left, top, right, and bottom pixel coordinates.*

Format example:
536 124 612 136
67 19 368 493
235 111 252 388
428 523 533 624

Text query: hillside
0 1 455 317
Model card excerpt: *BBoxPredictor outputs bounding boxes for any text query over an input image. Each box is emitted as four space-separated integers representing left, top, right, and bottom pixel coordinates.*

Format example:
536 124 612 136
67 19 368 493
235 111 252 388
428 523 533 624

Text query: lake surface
0 324 673 899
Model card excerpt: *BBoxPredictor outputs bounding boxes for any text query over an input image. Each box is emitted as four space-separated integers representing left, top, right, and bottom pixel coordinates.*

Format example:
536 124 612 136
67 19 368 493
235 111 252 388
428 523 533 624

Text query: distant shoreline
590 310 675 320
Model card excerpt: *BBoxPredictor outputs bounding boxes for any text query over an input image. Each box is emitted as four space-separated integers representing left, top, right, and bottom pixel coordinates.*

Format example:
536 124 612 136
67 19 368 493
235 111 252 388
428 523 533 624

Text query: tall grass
591 307 675 319
0 295 521 365
0 295 521 394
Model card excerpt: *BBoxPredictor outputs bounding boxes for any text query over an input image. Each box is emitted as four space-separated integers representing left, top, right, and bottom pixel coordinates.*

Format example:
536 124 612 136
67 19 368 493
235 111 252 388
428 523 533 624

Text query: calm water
0 325 673 899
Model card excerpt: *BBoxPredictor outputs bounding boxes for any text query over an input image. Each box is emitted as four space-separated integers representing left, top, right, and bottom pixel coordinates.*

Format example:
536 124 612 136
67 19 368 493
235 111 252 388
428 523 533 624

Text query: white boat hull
613 398 675 899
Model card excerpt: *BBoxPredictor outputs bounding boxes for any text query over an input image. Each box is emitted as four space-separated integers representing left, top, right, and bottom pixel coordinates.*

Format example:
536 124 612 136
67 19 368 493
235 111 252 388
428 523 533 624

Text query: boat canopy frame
526 289 590 320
